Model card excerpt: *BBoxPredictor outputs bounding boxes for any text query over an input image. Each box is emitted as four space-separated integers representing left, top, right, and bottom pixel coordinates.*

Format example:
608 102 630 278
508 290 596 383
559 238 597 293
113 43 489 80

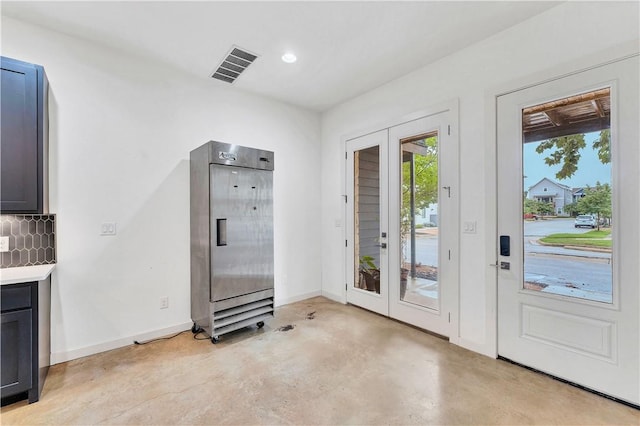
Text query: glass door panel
354 145 381 294
522 88 613 303
400 133 439 310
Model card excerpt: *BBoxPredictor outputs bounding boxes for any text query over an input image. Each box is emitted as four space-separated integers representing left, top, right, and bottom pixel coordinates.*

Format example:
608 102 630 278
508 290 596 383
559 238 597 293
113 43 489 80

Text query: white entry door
346 102 458 338
497 56 639 405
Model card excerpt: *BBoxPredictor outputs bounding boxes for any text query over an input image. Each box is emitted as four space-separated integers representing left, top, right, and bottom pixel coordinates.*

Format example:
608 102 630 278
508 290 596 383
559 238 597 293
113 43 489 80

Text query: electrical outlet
160 296 169 309
100 222 117 236
0 236 9 252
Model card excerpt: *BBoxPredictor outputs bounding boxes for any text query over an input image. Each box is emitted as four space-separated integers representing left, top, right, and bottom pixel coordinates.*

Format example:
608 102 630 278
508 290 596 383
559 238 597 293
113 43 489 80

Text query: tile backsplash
1 215 56 268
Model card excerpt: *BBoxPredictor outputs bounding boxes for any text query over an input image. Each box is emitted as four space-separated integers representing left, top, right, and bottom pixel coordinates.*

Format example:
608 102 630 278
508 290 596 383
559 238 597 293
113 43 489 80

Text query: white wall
320 2 639 356
2 17 322 363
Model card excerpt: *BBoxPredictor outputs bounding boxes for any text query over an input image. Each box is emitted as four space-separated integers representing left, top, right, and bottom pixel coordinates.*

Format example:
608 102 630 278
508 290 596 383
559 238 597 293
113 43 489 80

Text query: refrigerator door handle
216 219 227 246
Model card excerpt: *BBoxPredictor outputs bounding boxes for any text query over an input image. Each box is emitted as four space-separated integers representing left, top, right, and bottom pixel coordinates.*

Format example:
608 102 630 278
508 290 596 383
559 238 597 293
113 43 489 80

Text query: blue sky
523 132 611 190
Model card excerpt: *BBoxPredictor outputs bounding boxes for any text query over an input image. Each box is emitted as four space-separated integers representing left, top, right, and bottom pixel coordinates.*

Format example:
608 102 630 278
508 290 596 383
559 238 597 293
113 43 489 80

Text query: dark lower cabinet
1 309 33 397
0 279 50 405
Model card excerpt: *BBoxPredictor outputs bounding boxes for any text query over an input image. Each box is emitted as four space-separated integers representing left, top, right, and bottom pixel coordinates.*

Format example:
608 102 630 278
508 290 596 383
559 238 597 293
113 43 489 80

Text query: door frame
341 99 460 343
485 43 640 358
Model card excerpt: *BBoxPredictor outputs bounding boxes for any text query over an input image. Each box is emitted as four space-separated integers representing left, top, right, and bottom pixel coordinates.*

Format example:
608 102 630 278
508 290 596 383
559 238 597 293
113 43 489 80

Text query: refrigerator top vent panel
204 140 274 171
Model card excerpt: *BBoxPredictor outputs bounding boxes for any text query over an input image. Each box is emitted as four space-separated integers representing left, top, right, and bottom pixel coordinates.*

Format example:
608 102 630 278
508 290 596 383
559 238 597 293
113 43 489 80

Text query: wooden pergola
522 88 610 143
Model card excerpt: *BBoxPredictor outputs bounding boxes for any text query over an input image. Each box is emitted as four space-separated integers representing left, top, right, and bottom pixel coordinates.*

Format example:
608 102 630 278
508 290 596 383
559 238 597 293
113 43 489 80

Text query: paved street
524 217 587 237
524 218 612 302
405 235 438 268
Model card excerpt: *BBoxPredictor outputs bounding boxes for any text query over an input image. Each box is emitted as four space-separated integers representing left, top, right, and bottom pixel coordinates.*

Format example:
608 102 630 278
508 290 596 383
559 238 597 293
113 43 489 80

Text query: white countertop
1 264 56 285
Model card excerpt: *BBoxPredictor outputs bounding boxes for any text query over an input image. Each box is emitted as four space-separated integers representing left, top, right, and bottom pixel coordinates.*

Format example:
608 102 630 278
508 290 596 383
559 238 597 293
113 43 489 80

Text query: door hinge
345 240 348 247
346 283 348 291
448 125 451 135
345 152 347 159
448 312 451 323
344 195 347 203
448 249 451 260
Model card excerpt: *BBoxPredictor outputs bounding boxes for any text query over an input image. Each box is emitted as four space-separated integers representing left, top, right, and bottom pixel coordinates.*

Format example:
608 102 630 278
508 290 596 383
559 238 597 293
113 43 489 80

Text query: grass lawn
540 229 612 249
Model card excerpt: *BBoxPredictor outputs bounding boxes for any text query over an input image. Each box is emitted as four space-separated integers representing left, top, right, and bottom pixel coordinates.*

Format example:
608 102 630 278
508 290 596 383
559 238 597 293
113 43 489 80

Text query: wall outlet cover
160 297 169 309
0 236 9 252
100 222 117 236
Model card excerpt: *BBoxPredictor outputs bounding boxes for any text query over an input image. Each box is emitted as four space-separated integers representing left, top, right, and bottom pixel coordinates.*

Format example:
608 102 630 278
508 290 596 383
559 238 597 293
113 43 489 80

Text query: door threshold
346 302 449 341
497 356 639 410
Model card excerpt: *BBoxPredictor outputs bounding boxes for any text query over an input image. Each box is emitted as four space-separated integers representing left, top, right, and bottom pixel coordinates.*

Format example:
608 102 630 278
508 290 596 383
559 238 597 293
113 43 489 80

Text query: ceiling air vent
211 46 259 84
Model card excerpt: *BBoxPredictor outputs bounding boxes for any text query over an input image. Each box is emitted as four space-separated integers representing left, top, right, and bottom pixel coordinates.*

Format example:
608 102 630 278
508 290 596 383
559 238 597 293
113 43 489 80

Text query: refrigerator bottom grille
211 292 274 338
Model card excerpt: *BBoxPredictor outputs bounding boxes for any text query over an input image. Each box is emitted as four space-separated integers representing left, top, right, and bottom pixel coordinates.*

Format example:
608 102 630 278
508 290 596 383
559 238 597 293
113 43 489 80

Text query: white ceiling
2 1 561 112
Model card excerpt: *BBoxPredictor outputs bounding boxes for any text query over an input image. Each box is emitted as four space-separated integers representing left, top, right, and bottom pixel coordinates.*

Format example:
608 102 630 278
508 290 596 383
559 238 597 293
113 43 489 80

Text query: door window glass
400 132 439 310
354 146 381 294
522 88 612 303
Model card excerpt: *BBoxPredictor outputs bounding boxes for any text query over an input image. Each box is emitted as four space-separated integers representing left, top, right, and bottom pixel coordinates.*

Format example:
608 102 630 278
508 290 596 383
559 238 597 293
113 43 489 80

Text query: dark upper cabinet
0 57 48 214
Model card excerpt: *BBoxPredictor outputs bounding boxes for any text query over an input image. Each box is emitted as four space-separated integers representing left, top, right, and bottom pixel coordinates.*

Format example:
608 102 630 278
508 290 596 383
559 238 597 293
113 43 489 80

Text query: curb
534 239 612 253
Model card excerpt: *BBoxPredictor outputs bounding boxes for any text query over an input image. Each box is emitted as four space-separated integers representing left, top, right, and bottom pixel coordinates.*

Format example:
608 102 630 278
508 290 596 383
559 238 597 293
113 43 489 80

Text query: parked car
575 215 596 228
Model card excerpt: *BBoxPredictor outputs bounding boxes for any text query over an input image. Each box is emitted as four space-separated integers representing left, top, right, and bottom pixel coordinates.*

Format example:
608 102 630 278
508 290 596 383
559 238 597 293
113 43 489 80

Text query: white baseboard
456 337 497 358
274 290 322 307
51 321 193 365
51 292 326 365
321 290 345 304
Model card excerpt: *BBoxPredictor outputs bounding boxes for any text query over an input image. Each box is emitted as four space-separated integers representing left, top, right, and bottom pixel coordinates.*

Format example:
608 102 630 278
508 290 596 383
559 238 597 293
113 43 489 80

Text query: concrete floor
2 297 638 425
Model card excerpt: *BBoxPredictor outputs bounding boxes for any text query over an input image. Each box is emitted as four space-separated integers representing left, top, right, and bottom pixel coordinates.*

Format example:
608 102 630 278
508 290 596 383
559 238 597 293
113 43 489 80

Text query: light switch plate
0 236 9 252
463 221 477 234
100 222 117 236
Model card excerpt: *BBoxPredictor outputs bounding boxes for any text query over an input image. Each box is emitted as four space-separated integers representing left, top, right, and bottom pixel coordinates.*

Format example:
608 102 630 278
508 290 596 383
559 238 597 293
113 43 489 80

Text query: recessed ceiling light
281 53 297 64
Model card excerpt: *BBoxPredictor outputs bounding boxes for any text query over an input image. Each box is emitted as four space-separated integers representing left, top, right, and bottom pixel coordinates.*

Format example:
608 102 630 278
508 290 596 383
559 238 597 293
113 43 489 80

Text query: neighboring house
416 203 438 226
527 177 573 215
573 187 586 203
405 205 437 227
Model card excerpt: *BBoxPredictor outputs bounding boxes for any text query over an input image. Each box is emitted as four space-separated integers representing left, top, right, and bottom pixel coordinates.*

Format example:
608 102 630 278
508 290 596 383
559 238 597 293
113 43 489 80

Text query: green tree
402 136 438 212
535 129 610 180
524 198 554 216
563 201 579 217
576 182 611 231
401 137 438 265
592 129 610 164
535 134 585 179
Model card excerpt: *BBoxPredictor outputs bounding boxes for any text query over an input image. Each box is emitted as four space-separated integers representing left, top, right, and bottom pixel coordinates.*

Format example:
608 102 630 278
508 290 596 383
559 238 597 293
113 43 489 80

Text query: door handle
216 219 227 246
490 262 511 270
376 243 387 249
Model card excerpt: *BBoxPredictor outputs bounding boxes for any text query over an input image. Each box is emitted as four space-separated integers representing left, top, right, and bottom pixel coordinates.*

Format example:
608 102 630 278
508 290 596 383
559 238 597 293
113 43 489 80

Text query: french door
345 129 390 316
345 103 458 337
497 56 639 405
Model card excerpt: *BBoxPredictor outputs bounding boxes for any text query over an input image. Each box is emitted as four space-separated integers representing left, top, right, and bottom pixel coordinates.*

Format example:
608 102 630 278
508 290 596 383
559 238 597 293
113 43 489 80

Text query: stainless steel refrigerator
190 141 274 343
